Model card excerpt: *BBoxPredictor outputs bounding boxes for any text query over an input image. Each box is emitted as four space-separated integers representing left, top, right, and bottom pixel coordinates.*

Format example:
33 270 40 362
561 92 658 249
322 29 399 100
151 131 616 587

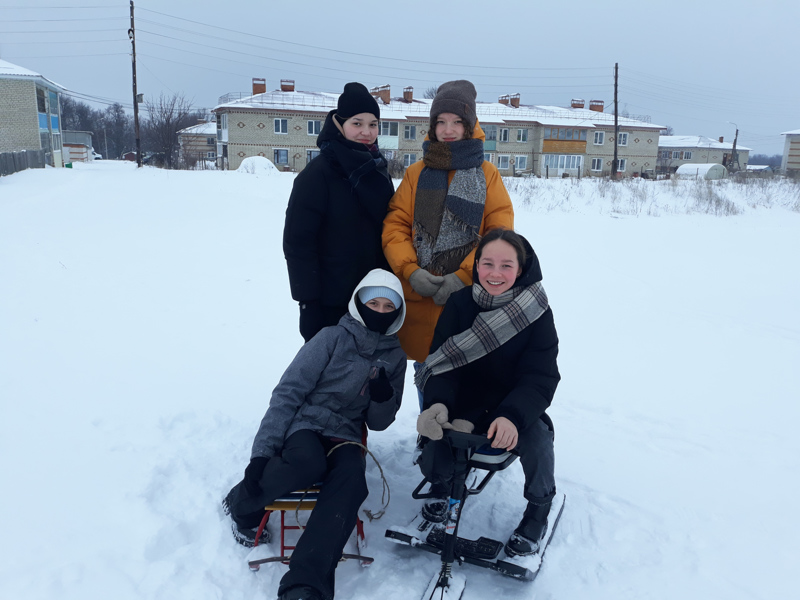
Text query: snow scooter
385 430 565 600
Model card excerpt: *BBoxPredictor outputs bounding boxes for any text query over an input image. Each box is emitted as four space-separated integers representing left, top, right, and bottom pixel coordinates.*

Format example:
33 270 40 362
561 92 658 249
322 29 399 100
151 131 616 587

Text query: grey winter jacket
251 272 407 459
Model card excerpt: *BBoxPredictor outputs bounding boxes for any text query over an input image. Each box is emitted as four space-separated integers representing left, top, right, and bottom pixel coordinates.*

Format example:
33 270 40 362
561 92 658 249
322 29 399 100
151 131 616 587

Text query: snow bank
237 156 280 175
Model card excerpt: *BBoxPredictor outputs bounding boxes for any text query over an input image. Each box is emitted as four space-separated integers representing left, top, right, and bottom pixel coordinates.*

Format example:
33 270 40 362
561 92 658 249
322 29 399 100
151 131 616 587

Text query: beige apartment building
657 135 751 174
213 79 663 177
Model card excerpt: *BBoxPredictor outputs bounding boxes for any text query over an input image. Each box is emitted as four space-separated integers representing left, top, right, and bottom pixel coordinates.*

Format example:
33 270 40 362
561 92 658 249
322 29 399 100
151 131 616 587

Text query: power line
138 7 608 73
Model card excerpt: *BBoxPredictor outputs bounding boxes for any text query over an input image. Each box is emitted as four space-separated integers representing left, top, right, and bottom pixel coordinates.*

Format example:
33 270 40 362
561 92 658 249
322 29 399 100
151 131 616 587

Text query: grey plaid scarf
414 138 485 275
414 281 549 389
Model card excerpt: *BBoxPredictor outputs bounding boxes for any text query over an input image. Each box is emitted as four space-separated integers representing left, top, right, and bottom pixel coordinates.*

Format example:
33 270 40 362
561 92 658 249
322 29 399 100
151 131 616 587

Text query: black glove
299 300 323 342
368 367 393 403
243 456 269 496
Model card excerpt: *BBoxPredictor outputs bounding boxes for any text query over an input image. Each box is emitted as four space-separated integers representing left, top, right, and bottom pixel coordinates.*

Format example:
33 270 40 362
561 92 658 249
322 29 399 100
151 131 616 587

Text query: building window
684 151 693 160
307 120 321 135
672 151 681 159
544 128 587 140
498 155 510 169
499 128 509 142
660 151 670 159
591 158 603 171
404 125 416 140
484 125 497 141
273 149 288 164
543 154 583 170
274 119 288 134
206 151 216 158
307 149 320 163
618 132 628 146
36 87 47 113
515 155 528 170
383 150 395 160
516 129 528 142
484 152 494 163
207 137 216 145
381 122 399 136
593 131 605 145
403 153 417 167
616 159 627 172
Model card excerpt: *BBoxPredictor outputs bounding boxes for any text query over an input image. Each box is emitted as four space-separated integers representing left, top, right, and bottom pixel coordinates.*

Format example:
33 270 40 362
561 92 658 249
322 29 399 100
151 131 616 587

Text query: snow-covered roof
781 129 800 136
213 89 663 130
0 58 65 90
177 122 217 135
659 135 751 152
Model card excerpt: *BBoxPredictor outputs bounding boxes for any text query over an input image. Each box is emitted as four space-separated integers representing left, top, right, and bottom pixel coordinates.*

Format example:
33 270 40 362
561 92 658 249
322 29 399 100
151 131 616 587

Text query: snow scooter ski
385 430 565 600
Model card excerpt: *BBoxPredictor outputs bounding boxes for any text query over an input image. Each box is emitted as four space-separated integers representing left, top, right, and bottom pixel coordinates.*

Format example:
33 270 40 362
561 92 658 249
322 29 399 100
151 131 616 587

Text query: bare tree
141 93 194 169
423 86 439 99
103 103 134 159
60 95 102 133
661 125 674 136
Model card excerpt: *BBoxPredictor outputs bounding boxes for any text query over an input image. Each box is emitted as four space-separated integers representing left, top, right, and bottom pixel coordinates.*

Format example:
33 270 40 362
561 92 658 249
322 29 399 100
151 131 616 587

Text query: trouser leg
226 429 328 528
514 418 556 503
278 442 368 600
418 438 455 497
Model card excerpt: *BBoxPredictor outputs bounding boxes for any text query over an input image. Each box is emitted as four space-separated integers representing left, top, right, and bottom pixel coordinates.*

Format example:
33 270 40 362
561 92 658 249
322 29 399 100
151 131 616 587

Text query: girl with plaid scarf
414 228 561 558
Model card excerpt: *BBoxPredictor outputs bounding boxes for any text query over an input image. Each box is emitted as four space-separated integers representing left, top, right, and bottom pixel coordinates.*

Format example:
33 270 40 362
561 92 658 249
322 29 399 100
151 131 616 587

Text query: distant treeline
60 94 209 167
748 153 782 168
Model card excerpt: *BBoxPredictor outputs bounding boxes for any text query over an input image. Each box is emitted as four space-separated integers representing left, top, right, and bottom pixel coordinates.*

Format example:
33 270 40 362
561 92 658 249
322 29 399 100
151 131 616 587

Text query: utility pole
104 127 109 159
128 1 142 167
612 62 619 179
730 122 740 172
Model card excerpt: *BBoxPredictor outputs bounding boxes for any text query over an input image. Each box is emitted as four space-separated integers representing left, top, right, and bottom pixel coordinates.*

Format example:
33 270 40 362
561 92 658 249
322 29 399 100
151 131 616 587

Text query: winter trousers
418 417 556 504
225 429 368 600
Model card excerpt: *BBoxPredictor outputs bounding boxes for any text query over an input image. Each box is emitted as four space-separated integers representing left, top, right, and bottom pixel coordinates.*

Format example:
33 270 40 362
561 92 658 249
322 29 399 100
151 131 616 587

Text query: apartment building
213 79 663 177
0 59 65 167
657 135 751 174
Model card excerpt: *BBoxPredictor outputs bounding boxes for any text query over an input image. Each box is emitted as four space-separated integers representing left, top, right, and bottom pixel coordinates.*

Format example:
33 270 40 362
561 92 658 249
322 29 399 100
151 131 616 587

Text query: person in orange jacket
382 80 514 402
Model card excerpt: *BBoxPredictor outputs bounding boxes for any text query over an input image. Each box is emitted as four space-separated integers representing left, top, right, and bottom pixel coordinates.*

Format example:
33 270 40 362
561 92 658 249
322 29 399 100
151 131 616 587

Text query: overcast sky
1 0 796 154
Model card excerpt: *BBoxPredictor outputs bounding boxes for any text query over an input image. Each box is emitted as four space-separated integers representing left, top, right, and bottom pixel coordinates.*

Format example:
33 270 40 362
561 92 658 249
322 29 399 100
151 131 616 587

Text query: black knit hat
430 80 477 128
336 82 380 121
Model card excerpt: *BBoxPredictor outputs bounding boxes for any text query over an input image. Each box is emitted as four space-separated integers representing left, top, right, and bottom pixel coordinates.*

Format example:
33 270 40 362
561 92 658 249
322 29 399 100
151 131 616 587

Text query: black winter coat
283 110 394 309
423 238 560 433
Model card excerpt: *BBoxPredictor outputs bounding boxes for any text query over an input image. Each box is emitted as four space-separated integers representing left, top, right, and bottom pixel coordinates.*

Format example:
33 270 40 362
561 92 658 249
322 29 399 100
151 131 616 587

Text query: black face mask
356 298 401 335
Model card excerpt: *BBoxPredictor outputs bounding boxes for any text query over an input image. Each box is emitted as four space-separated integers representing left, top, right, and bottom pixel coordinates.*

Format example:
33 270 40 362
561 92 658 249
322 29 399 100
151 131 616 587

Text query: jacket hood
348 268 406 336
472 233 543 289
423 120 486 143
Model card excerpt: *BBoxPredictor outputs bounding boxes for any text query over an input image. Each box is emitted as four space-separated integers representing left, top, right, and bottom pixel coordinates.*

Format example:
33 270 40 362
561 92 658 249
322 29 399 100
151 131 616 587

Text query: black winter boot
278 584 324 600
504 499 552 557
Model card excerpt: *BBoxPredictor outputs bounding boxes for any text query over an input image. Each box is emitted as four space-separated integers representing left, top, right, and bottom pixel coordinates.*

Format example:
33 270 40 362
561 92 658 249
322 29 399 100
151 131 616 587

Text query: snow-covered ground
1 161 798 600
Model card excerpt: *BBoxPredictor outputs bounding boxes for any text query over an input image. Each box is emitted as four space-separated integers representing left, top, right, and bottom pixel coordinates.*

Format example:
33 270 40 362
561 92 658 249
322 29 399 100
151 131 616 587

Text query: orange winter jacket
382 122 514 362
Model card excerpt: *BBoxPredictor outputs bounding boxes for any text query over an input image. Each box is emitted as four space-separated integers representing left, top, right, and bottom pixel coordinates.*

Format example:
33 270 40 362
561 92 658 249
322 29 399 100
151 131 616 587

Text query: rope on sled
290 440 391 528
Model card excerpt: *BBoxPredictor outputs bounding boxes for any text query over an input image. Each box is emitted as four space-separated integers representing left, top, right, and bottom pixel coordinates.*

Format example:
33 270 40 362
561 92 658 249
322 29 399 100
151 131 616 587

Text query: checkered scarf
413 138 486 275
414 281 549 389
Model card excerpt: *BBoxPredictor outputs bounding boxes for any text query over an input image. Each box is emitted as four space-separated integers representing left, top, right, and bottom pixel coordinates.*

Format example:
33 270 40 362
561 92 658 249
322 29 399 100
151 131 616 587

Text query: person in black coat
283 82 395 342
413 228 561 558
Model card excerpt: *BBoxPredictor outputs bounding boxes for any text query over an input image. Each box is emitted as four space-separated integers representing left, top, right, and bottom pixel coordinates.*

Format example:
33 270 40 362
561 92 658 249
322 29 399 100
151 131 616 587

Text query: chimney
403 86 413 103
280 79 295 92
370 84 390 105
718 136 724 143
252 78 266 95
571 98 585 109
499 95 510 105
589 99 604 112
510 93 520 108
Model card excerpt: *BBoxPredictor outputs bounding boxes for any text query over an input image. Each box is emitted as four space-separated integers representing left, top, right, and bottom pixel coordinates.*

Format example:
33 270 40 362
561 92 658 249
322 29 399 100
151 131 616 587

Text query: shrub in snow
237 156 279 175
